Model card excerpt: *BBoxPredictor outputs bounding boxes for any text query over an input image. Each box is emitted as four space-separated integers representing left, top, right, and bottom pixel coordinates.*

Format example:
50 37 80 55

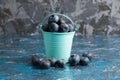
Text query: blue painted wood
0 34 120 80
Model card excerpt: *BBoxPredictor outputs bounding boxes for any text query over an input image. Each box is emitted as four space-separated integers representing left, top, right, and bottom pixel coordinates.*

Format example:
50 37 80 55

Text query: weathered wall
0 0 120 35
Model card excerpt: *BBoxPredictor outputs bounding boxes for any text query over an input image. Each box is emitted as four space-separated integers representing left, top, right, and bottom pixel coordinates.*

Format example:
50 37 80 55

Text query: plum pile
68 53 92 66
31 54 65 69
31 54 50 69
42 15 74 32
31 53 93 69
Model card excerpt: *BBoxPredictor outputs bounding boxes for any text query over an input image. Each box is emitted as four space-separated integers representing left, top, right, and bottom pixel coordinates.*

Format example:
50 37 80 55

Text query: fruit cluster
42 15 74 32
69 53 92 66
31 54 65 69
31 53 93 69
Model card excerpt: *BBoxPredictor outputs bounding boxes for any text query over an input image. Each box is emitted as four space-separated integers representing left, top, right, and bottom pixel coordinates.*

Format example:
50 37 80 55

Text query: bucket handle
37 13 79 31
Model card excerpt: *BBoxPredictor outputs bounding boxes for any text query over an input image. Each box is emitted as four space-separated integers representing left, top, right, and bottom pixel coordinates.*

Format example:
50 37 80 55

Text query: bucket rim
42 30 75 35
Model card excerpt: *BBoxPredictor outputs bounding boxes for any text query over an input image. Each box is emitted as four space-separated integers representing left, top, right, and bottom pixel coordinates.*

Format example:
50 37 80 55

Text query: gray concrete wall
0 0 120 35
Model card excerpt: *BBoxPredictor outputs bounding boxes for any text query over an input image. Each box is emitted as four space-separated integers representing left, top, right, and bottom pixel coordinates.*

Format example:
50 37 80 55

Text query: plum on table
39 58 51 69
69 54 80 66
55 59 66 68
48 58 57 67
31 54 41 66
79 57 90 66
82 53 93 61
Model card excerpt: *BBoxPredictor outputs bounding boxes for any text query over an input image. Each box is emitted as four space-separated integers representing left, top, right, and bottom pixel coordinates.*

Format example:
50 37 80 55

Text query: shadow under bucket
43 31 75 62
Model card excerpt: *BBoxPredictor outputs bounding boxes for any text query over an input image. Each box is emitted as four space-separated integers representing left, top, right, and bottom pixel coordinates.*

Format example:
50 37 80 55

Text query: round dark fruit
82 53 93 61
69 54 80 66
58 23 69 32
39 58 50 69
48 23 59 32
48 58 57 67
55 59 66 68
31 54 41 66
42 24 49 32
79 57 90 66
57 18 66 25
48 15 59 23
68 24 74 32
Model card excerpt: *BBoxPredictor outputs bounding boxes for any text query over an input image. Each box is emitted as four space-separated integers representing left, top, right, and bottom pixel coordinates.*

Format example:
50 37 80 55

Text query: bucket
37 13 78 62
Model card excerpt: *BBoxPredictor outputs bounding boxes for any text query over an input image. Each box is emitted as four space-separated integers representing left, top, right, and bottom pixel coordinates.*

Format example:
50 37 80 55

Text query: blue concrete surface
0 34 120 80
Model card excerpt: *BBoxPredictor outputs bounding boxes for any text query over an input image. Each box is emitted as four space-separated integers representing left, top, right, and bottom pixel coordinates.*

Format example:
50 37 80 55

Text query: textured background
0 0 120 35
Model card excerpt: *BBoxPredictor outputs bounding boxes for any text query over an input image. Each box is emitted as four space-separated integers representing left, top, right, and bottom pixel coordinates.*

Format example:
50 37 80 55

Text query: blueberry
48 15 59 23
55 59 66 68
48 58 57 67
82 53 93 61
68 24 74 32
69 54 80 66
31 54 41 66
79 57 90 66
48 23 59 32
57 18 66 25
58 23 69 32
42 24 49 32
39 58 50 69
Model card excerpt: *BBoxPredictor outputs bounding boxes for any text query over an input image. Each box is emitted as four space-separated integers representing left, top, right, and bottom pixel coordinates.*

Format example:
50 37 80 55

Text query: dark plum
68 24 74 32
31 54 41 66
79 57 90 66
48 15 59 23
42 24 49 32
69 54 80 66
82 53 93 61
57 18 65 25
48 23 59 32
39 58 50 69
58 23 69 32
55 59 66 68
48 58 57 67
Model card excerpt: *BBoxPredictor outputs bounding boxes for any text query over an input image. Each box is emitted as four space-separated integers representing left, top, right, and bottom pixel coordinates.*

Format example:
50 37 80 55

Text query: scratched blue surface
0 34 120 80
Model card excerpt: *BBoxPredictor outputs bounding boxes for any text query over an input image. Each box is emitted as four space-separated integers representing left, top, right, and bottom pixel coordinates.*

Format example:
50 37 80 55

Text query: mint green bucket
37 13 78 62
